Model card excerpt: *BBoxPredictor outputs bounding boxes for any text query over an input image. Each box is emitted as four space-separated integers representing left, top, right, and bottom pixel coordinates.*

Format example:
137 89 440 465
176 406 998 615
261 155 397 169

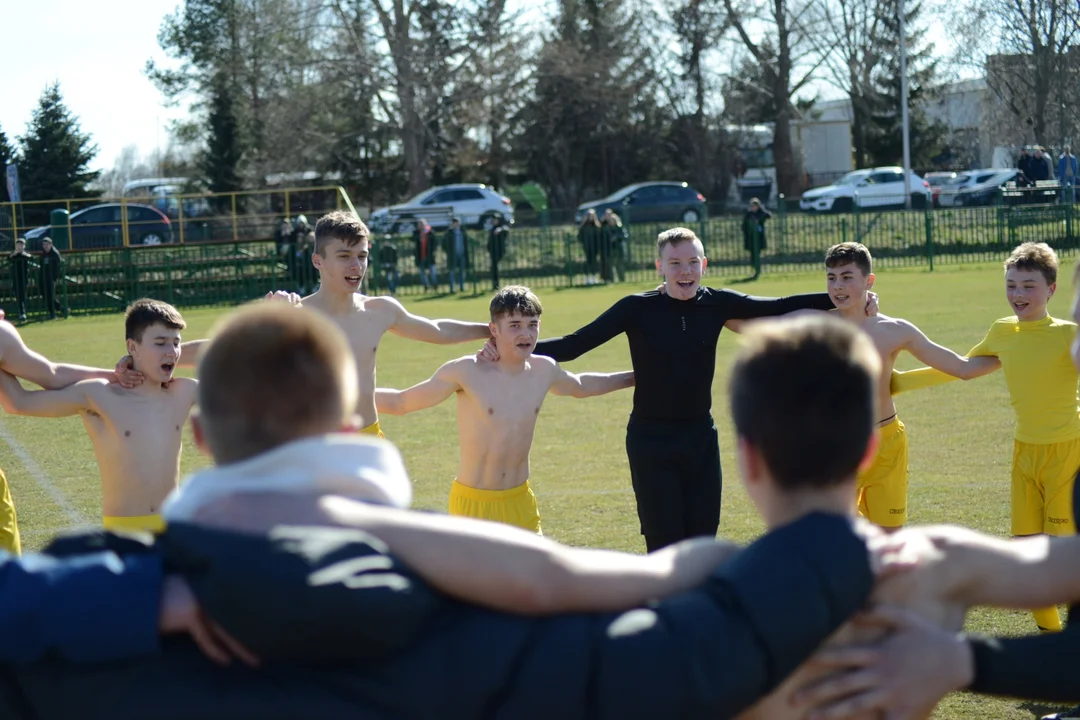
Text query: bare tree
818 0 883 168
722 0 833 195
948 0 1080 146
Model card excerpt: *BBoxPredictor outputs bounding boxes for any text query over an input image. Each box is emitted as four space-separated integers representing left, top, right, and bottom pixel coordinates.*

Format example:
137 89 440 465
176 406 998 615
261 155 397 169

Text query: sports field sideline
0 263 1072 719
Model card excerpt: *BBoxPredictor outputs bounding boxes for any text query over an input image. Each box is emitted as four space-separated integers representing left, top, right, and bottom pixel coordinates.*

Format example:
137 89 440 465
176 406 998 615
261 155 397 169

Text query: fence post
853 193 861 243
1067 186 1074 247
924 195 934 272
777 193 787 254
840 217 847 245
565 232 574 286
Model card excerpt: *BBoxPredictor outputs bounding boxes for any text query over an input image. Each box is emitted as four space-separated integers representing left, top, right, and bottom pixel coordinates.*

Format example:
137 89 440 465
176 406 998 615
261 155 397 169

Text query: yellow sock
1034 606 1063 632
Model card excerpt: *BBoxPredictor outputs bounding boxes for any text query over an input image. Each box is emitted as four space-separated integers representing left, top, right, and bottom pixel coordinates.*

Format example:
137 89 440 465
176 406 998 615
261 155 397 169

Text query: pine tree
0 127 13 203
17 83 100 201
865 0 945 167
203 75 243 201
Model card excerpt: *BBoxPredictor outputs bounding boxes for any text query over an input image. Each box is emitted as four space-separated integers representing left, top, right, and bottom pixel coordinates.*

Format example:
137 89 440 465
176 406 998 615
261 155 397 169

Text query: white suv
799 168 931 213
369 184 514 234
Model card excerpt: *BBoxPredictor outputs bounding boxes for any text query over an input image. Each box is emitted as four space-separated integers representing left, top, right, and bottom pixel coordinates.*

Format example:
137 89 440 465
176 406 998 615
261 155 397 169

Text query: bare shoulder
364 294 406 316
529 355 559 372
864 313 917 338
168 376 199 400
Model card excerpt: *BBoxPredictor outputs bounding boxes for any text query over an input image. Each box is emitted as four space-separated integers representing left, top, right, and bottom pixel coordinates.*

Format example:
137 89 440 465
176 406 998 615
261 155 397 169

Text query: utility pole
900 0 913 209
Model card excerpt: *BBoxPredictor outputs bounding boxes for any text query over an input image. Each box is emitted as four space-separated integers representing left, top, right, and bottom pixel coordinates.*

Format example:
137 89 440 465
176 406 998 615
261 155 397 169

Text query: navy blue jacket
0 512 873 719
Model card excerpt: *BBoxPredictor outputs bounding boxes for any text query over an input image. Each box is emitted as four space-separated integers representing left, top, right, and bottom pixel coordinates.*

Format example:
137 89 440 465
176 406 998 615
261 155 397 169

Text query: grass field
1 263 1074 719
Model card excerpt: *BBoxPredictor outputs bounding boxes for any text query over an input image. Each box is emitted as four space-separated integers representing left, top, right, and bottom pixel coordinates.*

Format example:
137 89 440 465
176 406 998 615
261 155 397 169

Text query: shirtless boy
375 285 634 534
824 242 998 530
175 211 491 438
0 309 141 553
0 299 194 533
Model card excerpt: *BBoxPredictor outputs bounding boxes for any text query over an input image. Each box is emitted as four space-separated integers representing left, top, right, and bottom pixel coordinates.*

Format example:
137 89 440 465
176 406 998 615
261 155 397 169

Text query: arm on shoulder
382 296 490 345
0 323 116 389
375 359 464 415
0 371 101 418
877 525 1080 611
549 360 635 398
309 496 741 614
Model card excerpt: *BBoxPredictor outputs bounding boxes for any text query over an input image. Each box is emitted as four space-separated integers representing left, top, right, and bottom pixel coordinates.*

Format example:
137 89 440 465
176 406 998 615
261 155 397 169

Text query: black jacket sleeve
0 531 163 665
591 512 875 718
967 623 1080 702
161 522 444 663
533 295 635 363
710 289 835 320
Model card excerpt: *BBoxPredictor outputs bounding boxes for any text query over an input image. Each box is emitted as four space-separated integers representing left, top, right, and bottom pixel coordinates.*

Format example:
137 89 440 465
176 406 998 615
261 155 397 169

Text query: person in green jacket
578 209 603 285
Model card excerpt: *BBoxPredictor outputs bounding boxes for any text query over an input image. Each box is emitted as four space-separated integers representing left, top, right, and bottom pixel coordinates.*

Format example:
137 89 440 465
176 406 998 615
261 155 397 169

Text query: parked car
575 182 707 225
798 168 931 213
368 184 513 234
24 203 173 249
936 169 1021 207
923 171 958 207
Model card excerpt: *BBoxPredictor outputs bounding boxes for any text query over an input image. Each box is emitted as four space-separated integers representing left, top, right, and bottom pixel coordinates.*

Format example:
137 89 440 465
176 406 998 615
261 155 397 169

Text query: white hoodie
162 434 413 522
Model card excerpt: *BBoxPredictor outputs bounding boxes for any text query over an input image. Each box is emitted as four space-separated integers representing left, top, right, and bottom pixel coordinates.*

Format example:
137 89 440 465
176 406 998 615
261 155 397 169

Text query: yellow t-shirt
893 316 1080 444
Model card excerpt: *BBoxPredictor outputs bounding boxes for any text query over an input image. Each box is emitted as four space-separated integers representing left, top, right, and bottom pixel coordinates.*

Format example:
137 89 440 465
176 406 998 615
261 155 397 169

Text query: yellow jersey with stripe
893 315 1080 444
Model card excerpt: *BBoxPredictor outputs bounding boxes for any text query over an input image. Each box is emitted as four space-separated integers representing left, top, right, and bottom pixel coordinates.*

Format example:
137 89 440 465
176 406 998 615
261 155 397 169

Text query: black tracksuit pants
626 415 722 552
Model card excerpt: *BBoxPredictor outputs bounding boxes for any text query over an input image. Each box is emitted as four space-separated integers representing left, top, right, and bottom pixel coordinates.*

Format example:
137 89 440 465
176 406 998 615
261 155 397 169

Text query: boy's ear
866 272 875 290
191 412 211 456
1049 281 1057 298
126 338 138 356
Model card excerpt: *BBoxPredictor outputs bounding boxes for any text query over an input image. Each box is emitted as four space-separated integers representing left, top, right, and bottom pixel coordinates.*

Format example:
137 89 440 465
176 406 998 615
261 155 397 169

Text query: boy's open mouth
345 275 361 284
676 280 695 288
161 363 175 373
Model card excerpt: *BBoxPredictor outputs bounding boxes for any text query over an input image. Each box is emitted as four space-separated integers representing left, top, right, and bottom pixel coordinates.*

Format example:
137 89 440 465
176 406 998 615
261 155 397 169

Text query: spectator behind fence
1033 147 1052 182
378 236 400 295
602 209 629 282
1059 146 1078 200
742 198 772 275
579 209 603 285
8 238 31 322
39 238 63 320
413 218 438 292
442 217 470 293
488 214 510 290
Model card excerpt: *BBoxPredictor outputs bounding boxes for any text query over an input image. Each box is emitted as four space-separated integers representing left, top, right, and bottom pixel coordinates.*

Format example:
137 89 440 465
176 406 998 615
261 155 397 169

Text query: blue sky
1 0 186 173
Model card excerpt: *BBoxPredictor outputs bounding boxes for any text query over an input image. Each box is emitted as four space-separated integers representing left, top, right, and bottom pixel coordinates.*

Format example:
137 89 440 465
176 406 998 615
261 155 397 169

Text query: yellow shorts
856 416 909 528
448 480 543 535
359 420 385 439
0 468 21 555
1011 438 1080 536
102 514 167 534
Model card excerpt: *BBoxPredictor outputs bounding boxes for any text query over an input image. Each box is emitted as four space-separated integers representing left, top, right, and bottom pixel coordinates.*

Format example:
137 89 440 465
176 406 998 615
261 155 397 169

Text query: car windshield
833 172 869 187
403 189 435 205
926 176 953 186
947 175 971 185
598 185 643 202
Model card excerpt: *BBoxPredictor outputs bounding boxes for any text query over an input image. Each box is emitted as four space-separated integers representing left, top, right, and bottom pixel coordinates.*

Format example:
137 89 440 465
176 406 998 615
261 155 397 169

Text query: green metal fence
4 188 1080 322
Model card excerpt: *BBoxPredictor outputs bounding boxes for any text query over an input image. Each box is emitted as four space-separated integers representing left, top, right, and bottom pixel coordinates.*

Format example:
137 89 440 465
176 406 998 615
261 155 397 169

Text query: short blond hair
656 227 702 257
196 303 358 465
1004 242 1058 285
